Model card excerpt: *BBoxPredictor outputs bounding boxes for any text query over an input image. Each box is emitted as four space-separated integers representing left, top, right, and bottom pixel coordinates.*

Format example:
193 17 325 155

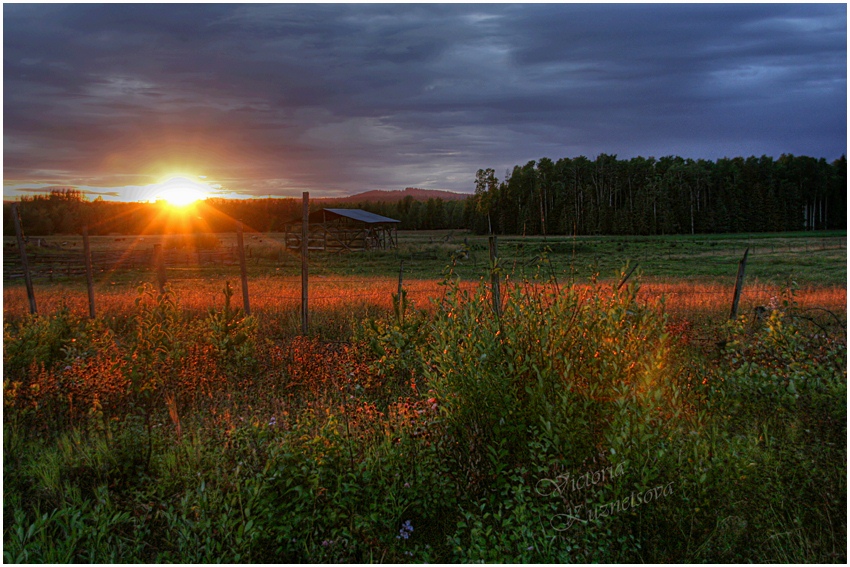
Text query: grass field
4 230 845 332
5 229 847 283
3 230 847 562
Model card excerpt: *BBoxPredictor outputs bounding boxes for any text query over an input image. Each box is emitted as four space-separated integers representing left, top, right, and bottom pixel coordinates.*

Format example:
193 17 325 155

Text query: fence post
489 234 501 319
153 244 167 293
617 262 639 291
83 226 96 318
397 260 405 325
301 192 309 334
11 203 37 315
730 248 749 319
236 220 251 315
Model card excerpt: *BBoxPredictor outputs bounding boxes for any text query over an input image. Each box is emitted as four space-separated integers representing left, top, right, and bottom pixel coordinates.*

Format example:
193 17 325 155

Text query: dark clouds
4 4 846 199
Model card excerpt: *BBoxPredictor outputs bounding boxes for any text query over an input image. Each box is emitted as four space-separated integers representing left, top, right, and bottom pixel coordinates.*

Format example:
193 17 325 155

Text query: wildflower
403 482 410 489
397 519 414 540
268 416 277 427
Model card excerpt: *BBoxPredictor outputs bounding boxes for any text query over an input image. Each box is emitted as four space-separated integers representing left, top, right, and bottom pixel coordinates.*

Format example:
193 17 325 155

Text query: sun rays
150 176 212 207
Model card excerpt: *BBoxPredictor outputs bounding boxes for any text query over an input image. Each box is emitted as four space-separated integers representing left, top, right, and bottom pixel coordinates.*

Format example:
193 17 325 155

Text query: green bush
3 490 140 563
201 281 258 376
421 275 672 486
3 269 844 562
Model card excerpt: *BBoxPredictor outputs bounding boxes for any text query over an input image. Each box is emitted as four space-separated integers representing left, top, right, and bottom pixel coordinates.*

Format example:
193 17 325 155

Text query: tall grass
4 275 845 334
3 270 846 562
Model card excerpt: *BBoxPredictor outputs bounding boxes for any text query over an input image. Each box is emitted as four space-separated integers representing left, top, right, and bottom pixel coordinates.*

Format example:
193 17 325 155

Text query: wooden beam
83 226 96 318
489 235 501 319
730 248 749 319
11 203 37 315
301 192 309 334
236 220 251 315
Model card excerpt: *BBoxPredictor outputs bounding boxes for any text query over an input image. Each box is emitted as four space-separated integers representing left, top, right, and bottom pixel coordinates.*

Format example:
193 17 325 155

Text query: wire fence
5 233 846 283
3 231 846 328
3 262 845 327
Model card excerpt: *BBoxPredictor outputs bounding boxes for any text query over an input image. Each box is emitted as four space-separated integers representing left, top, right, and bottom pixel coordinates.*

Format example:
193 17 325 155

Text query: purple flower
397 520 414 540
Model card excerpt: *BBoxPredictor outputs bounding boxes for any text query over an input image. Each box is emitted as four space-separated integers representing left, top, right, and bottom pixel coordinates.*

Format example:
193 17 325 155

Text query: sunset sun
151 176 210 207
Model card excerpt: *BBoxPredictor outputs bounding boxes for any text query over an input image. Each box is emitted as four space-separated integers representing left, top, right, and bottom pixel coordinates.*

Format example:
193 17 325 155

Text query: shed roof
309 208 400 224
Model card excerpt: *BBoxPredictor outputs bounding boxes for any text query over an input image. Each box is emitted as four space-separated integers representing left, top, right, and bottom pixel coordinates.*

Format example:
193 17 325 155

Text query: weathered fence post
11 203 37 315
236 220 251 315
301 192 309 334
397 260 405 325
489 234 501 319
83 226 96 318
617 262 639 291
153 244 167 293
730 248 749 319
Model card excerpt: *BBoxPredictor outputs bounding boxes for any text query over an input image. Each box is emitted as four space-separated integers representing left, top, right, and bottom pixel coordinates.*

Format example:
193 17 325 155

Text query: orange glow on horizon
150 176 212 207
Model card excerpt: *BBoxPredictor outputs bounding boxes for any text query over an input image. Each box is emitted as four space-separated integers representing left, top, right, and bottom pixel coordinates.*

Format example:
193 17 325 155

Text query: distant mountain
325 187 470 203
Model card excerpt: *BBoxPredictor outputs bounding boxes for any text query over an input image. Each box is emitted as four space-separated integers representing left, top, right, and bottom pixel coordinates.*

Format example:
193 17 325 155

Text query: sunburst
152 176 210 207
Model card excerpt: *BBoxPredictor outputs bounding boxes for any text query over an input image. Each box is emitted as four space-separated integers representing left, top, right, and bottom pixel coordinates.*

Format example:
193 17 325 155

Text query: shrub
3 268 844 562
421 275 672 487
201 281 257 377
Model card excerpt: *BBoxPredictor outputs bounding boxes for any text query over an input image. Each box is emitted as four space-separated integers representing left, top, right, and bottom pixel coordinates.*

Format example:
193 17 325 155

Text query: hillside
324 187 469 203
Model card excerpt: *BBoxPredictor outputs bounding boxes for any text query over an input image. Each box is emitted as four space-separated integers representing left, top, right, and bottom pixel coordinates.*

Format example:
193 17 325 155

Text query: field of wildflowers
3 239 846 562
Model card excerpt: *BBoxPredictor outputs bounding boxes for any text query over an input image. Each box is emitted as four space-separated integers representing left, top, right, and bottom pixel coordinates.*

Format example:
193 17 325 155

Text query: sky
3 3 847 202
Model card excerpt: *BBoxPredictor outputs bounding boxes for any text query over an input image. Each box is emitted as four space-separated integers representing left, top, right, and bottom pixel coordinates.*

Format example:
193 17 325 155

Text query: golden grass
2 277 469 334
636 280 846 319
3 276 845 325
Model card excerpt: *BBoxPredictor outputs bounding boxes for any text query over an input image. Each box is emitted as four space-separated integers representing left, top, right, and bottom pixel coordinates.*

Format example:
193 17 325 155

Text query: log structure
284 208 400 252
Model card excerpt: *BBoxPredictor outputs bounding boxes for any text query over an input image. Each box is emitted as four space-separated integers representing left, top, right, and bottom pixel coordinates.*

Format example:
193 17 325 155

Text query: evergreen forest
4 154 845 236
464 154 846 235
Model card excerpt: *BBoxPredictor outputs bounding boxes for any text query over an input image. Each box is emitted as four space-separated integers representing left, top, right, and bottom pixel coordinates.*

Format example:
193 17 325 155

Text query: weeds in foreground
3 270 846 562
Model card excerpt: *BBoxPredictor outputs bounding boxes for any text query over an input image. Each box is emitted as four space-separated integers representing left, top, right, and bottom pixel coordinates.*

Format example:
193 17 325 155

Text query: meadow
3 230 847 562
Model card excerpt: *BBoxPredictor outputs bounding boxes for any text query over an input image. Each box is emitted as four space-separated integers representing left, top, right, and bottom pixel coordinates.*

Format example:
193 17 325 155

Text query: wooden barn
284 208 400 252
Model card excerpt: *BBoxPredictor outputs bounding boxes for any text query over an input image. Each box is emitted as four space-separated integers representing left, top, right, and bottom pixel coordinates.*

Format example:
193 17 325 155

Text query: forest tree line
3 153 845 237
463 153 846 235
2 190 467 237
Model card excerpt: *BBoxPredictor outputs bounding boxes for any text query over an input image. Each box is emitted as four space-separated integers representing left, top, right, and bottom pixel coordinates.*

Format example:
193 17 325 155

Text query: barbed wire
4 245 845 324
3 279 833 302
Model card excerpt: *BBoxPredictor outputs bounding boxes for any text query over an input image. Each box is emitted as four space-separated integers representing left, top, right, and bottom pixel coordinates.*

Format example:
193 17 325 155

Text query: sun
152 176 211 207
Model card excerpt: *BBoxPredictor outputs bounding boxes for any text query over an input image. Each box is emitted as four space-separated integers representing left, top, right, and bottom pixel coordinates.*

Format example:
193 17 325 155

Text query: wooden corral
284 208 400 252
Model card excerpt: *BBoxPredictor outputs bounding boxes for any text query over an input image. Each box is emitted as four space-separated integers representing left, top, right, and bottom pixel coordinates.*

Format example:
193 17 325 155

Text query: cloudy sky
4 3 846 201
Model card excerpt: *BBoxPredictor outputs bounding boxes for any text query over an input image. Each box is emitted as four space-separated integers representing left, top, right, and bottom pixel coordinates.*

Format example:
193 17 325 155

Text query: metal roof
310 208 400 224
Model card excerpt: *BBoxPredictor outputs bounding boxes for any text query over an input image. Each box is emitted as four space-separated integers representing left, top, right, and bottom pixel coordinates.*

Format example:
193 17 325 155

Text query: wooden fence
2 247 247 281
